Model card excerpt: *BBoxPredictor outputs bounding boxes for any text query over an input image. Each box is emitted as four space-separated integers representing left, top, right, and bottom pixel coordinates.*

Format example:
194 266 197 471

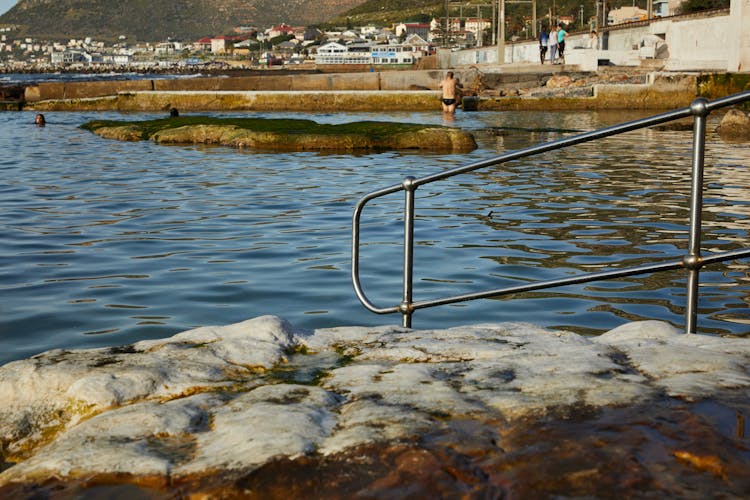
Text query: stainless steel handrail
352 91 750 331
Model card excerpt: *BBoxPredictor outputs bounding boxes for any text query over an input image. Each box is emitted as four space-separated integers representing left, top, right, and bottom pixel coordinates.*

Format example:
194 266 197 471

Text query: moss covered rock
81 117 477 153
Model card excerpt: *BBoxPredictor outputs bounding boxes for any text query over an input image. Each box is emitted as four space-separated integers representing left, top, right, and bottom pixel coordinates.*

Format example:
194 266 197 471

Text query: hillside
331 0 654 35
0 0 660 43
0 0 367 42
329 0 442 26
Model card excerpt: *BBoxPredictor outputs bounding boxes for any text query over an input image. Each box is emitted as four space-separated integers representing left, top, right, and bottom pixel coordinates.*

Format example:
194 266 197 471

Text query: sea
1 73 749 366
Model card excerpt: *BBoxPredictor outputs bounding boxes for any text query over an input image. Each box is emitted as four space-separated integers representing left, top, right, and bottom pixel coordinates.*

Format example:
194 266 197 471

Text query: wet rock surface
1 317 748 497
717 108 750 141
82 117 478 153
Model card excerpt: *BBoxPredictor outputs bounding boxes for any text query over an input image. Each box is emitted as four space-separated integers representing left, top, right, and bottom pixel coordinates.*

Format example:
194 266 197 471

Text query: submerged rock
81 117 478 153
716 108 750 141
1 317 749 497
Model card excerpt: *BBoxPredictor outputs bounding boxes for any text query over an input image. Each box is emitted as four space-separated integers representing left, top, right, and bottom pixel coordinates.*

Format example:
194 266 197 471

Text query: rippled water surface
1 108 749 365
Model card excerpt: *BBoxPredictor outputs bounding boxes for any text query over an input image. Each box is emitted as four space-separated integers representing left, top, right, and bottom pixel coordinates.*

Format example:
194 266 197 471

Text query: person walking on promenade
547 26 559 64
439 71 462 114
589 29 599 50
557 23 568 64
539 28 549 64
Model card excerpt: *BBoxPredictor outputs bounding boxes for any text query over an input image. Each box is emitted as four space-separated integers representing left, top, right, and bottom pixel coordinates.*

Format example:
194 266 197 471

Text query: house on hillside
315 41 348 64
193 37 212 52
316 41 372 65
607 6 648 25
233 26 258 35
303 27 324 42
464 17 491 36
275 39 299 54
267 24 295 39
371 44 413 64
402 34 431 54
233 38 257 56
50 49 91 65
315 37 430 67
211 36 249 54
155 41 182 55
394 23 430 40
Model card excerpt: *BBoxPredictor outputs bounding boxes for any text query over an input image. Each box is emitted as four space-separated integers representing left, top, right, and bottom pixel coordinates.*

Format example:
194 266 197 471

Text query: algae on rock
81 117 477 153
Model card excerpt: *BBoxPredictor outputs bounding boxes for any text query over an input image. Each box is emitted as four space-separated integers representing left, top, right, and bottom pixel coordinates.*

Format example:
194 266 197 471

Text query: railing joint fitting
398 301 413 314
690 98 710 118
682 254 703 270
402 176 417 191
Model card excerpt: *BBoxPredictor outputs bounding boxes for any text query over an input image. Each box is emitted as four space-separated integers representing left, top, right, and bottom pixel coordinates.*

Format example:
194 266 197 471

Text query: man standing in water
439 71 462 114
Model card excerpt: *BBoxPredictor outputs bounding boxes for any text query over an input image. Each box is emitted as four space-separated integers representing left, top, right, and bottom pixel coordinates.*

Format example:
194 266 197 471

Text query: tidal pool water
1 108 749 365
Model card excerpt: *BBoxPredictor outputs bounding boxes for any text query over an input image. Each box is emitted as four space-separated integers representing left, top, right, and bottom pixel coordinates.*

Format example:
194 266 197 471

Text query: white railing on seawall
444 9 731 72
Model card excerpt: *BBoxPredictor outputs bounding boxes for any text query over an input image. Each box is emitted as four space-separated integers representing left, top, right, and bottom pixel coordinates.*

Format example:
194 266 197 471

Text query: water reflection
0 109 748 365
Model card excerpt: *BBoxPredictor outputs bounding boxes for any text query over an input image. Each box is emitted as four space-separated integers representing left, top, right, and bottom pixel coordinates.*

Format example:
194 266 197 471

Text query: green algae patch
698 73 750 107
81 116 477 153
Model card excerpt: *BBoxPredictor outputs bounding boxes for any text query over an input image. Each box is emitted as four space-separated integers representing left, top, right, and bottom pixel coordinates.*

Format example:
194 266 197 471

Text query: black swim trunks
442 98 456 105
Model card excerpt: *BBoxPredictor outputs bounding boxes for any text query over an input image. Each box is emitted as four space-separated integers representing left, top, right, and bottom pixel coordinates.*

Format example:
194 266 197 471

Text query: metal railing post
351 91 750 334
401 176 417 328
684 98 709 333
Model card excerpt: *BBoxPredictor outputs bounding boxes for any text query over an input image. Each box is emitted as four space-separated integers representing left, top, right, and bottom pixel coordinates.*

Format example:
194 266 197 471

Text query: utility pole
477 4 483 47
552 0 556 25
595 0 600 29
492 1 496 44
495 0 537 64
444 0 449 47
497 0 505 64
449 3 498 47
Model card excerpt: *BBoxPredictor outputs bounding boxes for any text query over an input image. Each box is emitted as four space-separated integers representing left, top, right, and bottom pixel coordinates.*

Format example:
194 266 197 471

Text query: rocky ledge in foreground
1 317 749 498
81 117 477 153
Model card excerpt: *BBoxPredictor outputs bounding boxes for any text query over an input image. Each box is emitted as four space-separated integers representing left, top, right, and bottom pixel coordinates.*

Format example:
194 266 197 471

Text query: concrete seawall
27 90 443 112
19 68 744 113
25 70 448 102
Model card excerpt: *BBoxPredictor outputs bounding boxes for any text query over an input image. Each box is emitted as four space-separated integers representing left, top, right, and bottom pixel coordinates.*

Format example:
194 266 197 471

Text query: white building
315 41 424 66
464 18 491 36
608 6 648 25
371 44 416 64
50 50 91 65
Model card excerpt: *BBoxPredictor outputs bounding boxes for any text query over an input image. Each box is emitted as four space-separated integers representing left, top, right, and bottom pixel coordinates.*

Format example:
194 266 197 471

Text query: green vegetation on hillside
0 0 730 43
331 0 683 38
0 0 366 42
0 0 250 41
677 0 729 14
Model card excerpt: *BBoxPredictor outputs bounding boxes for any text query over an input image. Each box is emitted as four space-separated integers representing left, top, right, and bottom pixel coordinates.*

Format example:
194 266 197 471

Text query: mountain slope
0 0 367 41
330 0 441 26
